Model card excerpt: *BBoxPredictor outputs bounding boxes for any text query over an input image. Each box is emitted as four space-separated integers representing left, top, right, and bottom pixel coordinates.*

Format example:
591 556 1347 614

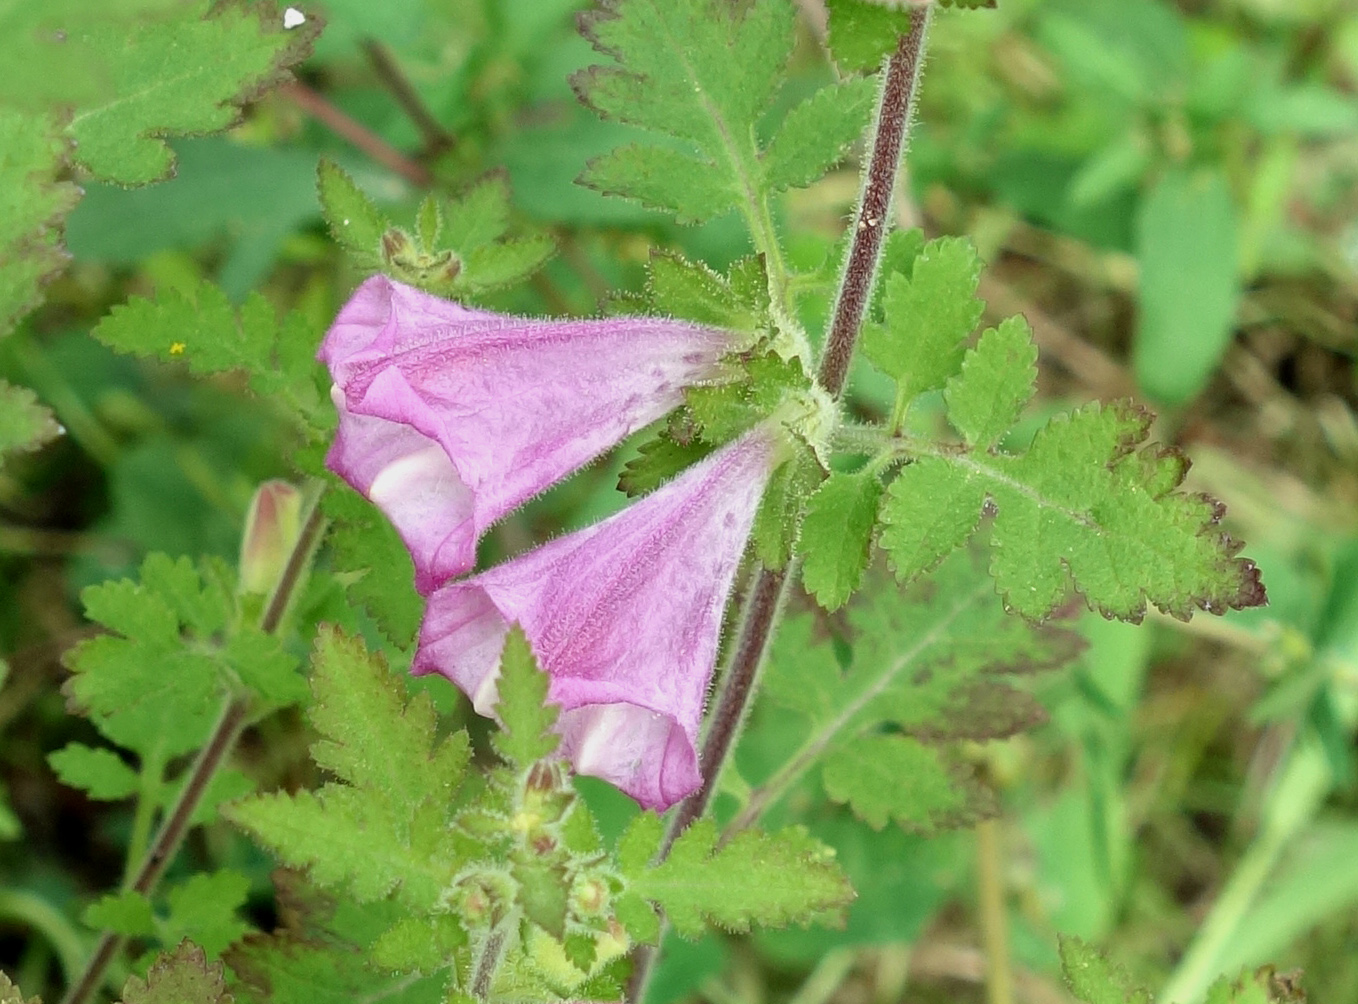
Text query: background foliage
1 0 1356 1002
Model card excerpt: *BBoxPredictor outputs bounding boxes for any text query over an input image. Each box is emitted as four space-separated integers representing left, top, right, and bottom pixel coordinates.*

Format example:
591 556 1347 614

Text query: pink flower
319 275 740 593
412 428 782 810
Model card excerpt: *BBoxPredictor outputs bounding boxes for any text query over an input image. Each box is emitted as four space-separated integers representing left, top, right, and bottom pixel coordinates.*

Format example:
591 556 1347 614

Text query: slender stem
122 745 167 886
280 81 433 187
471 924 510 1001
362 40 456 155
817 8 932 397
60 495 327 1004
626 14 935 1003
976 818 1014 1004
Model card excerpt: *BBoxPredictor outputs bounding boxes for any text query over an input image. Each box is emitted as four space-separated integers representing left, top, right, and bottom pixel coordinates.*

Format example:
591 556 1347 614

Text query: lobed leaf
575 0 873 223
492 626 562 767
943 316 1038 448
48 743 139 801
798 470 885 611
862 236 985 404
629 819 852 937
119 941 234 1004
1057 936 1156 1004
0 381 60 470
85 891 157 938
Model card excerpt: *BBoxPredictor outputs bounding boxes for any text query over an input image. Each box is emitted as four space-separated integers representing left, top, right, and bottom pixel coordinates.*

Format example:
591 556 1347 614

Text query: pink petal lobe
320 275 738 592
413 430 780 809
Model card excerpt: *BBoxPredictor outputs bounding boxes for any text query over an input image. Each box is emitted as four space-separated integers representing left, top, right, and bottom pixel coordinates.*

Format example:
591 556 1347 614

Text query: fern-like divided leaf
0 380 61 472
227 628 473 912
573 0 876 223
1059 937 1277 1004
762 552 1083 833
869 238 1265 622
617 816 853 939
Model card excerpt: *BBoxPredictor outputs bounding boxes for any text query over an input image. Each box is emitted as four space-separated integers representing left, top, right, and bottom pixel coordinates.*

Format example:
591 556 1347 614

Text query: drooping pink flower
319 275 741 592
412 428 782 810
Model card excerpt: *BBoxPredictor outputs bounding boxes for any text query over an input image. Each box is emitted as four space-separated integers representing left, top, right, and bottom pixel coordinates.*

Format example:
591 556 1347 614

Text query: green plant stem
0 889 89 987
122 746 167 887
59 491 327 1004
1160 730 1332 1004
626 15 935 1002
976 818 1013 1004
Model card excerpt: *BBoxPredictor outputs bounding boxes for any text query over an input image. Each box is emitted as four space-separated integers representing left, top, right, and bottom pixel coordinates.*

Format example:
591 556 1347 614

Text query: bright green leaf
1058 936 1153 1004
632 820 852 937
761 77 878 192
49 743 139 801
862 237 985 403
825 0 918 74
821 734 989 834
798 470 884 610
161 871 252 957
317 159 389 267
0 380 60 469
84 891 157 938
119 941 233 1004
492 626 562 767
943 317 1038 448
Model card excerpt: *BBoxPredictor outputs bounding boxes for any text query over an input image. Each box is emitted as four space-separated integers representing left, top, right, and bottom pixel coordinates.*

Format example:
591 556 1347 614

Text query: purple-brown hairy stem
59 491 327 1004
625 9 934 1001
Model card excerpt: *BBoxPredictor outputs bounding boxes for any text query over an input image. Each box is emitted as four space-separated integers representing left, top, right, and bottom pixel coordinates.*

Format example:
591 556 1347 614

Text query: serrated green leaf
687 353 810 447
878 459 982 579
370 914 469 974
492 626 561 767
943 316 1038 448
582 145 739 224
825 0 919 74
632 819 852 937
308 629 471 821
91 279 325 429
323 490 423 646
862 237 985 404
119 941 234 1004
618 431 714 497
0 381 60 469
1134 168 1240 406
0 109 79 333
161 871 252 958
643 252 768 333
48 743 139 801
223 630 306 708
753 444 824 569
879 403 1267 621
69 2 318 186
317 159 389 266
798 470 884 611
763 77 877 191
617 813 666 876
461 237 555 292
227 629 468 913
85 890 157 938
821 735 990 834
1058 936 1153 1004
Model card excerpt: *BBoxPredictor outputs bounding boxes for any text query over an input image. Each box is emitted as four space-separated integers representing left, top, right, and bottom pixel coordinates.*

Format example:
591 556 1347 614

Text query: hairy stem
60 493 327 1004
626 14 935 1003
817 7 932 397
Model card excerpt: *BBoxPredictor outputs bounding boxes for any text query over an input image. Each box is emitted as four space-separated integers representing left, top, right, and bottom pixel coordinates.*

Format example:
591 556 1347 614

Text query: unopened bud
239 481 303 595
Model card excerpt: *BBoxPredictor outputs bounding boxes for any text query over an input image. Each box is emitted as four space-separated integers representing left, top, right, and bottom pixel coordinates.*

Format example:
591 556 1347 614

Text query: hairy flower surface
320 275 739 592
413 428 782 809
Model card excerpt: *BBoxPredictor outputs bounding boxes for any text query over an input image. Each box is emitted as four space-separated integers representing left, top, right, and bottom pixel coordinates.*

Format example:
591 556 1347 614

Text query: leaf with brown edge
119 942 233 1004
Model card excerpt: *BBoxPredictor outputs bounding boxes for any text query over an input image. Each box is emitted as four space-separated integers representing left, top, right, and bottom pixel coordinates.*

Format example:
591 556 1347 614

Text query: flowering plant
0 2 1286 1004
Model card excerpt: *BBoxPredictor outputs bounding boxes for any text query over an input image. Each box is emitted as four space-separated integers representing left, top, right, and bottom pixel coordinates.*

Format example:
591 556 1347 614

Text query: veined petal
413 429 781 809
320 275 739 592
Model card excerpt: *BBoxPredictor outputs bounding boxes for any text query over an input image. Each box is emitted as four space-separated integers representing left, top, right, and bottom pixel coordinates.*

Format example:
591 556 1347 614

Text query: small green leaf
632 820 852 937
798 470 884 610
119 941 233 1004
761 77 877 192
582 146 740 224
618 432 714 497
370 915 469 974
643 252 768 333
492 627 562 767
415 194 443 249
821 735 990 834
84 891 156 938
0 381 59 470
161 871 252 957
1134 168 1240 405
943 316 1038 448
862 237 985 405
70 3 318 186
49 743 139 801
825 0 919 74
1058 936 1153 1004
752 444 825 570
687 353 810 447
879 459 983 582
317 159 389 266
324 489 422 646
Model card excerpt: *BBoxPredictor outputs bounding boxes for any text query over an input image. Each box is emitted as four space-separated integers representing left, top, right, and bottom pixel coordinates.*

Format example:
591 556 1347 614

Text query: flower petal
320 275 738 592
413 429 780 809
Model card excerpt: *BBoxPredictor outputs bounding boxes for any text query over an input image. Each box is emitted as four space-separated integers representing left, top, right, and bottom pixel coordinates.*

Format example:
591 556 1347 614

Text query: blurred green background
2 0 1357 1001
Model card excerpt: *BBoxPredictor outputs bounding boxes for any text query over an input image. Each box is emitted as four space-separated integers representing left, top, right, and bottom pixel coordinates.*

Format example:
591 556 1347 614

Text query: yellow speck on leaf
169 342 186 355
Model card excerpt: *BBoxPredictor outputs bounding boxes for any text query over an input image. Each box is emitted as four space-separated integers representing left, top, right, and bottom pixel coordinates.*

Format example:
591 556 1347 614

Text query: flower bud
238 480 303 595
